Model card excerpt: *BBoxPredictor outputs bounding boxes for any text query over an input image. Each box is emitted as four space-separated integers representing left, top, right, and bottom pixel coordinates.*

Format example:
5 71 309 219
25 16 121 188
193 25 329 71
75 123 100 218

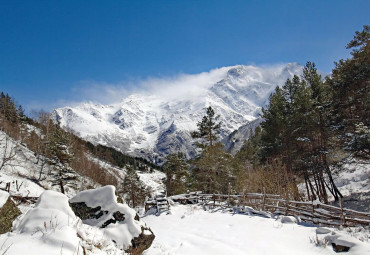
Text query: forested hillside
0 92 161 199
162 26 369 207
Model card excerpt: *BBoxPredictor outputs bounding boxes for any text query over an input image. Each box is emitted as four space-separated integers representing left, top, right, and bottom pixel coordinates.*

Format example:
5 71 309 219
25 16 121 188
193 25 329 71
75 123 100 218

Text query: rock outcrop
0 190 21 234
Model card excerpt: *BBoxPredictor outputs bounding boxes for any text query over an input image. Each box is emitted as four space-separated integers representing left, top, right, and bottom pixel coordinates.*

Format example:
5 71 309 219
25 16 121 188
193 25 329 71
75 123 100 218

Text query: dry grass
236 160 301 200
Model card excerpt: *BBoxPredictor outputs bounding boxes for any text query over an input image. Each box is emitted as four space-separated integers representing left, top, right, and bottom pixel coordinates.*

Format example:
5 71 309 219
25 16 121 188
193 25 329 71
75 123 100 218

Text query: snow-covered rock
53 63 303 163
70 185 155 252
316 227 332 235
280 215 299 224
2 190 82 255
0 187 155 254
325 234 356 253
17 190 77 234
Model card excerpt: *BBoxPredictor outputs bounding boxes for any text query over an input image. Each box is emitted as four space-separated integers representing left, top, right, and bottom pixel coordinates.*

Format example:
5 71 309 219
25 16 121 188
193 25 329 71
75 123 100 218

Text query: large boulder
0 190 21 234
69 185 155 253
325 234 355 253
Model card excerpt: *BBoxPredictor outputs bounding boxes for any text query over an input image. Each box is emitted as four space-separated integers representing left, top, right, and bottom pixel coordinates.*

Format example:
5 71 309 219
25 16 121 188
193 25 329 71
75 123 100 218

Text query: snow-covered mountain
53 63 303 164
223 117 264 155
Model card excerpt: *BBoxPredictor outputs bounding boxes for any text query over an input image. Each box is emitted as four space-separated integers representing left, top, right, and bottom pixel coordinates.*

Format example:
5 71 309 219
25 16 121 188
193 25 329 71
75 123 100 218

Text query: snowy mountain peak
53 63 303 164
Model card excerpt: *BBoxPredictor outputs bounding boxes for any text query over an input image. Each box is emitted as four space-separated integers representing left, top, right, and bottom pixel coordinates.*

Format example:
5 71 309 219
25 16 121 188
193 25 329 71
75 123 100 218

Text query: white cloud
28 63 306 113
69 66 232 105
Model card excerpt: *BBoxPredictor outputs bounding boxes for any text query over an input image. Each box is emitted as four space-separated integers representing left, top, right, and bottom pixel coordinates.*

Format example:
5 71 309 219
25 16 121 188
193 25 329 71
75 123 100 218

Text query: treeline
256 25 369 203
85 142 159 171
163 25 369 203
0 92 34 137
0 93 158 195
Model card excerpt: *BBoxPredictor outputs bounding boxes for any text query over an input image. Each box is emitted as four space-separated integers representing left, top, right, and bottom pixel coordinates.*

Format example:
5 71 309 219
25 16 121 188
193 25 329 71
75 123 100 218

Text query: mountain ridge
53 63 303 164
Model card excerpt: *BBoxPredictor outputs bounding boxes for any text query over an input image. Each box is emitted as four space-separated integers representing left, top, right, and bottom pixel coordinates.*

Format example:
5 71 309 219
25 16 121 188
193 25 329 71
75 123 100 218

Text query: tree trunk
59 180 65 194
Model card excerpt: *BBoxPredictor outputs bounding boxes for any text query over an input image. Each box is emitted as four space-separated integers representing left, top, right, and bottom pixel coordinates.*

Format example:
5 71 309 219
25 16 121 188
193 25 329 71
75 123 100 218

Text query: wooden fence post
285 198 289 216
243 192 246 208
262 188 266 211
312 200 315 222
228 183 231 207
339 197 346 226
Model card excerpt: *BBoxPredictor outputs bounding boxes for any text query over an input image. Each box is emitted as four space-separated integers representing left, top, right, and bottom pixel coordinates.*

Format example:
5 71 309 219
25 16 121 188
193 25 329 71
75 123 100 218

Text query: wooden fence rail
168 192 370 227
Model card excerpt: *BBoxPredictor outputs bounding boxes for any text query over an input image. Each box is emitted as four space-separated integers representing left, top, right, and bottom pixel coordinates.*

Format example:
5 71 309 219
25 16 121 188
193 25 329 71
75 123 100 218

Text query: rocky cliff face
223 117 264 155
53 63 302 164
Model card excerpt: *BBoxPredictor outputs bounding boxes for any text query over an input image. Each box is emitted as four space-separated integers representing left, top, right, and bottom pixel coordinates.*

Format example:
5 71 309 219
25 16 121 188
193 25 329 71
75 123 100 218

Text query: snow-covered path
142 205 370 255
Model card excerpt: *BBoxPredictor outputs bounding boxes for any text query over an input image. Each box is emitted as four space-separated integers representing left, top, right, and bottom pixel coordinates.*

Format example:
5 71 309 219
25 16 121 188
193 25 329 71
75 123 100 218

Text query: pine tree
260 69 338 203
191 106 222 148
0 92 22 138
329 25 370 159
302 62 344 201
47 121 77 194
164 152 189 196
190 106 233 194
192 143 234 194
260 86 287 162
236 126 262 168
121 166 148 208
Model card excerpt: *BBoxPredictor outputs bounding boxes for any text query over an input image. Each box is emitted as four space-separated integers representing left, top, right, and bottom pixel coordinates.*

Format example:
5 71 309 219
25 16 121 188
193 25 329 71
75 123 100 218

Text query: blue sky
0 0 369 113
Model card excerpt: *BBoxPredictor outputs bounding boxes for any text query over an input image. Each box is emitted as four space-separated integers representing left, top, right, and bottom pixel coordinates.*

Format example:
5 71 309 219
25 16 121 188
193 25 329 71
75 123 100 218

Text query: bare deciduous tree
0 133 17 171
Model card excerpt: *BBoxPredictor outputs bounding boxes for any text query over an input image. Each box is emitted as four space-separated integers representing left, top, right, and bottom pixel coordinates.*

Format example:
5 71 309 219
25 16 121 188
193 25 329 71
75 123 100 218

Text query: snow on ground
0 131 47 198
0 190 9 207
0 131 99 198
0 128 165 202
87 154 166 197
0 172 45 197
332 159 370 212
138 170 166 196
334 160 370 196
296 158 370 212
87 154 125 181
142 204 370 255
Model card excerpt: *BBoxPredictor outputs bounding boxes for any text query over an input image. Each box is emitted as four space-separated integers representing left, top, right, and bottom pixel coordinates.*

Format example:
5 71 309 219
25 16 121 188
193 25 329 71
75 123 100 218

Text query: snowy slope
87 154 166 196
142 204 370 255
0 130 98 198
332 159 370 212
0 130 160 254
54 63 302 164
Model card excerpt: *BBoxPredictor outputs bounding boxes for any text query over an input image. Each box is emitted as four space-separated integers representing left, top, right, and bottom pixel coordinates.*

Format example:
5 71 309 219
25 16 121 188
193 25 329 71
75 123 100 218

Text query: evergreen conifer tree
191 106 222 148
47 121 77 193
121 166 148 208
164 152 189 196
192 143 234 194
329 25 369 159
260 86 287 162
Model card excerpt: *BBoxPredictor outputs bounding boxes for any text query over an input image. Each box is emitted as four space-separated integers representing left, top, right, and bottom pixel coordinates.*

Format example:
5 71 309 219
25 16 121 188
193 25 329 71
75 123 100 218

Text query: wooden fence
169 192 370 227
